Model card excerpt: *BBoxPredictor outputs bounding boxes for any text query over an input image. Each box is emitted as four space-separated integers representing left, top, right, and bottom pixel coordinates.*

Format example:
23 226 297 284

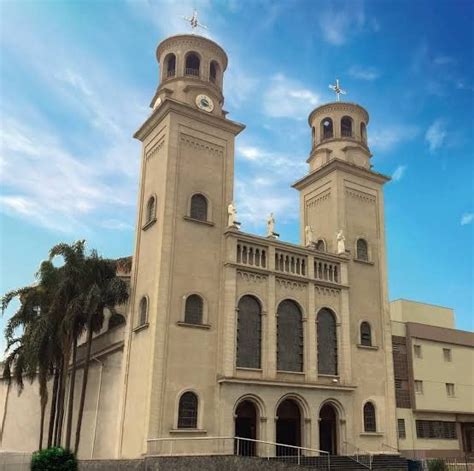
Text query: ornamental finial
329 79 347 102
182 10 208 33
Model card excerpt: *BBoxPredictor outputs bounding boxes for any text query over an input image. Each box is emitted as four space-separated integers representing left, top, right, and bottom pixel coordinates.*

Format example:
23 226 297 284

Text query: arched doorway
235 400 257 456
276 399 301 456
319 403 338 455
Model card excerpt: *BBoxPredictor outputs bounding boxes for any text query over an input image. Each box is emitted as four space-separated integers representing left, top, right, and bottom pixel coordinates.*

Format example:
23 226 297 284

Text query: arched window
363 402 376 432
360 322 372 346
321 118 333 140
341 116 353 137
312 126 315 145
109 313 125 330
236 295 261 369
164 53 176 78
190 194 208 221
146 195 156 224
360 122 367 144
316 239 326 251
277 300 303 372
138 297 148 326
185 52 200 77
317 308 337 375
184 294 203 325
178 392 198 428
356 239 369 261
209 60 219 84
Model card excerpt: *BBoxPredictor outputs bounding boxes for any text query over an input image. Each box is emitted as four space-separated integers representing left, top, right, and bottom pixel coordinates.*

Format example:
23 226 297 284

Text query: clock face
196 94 214 112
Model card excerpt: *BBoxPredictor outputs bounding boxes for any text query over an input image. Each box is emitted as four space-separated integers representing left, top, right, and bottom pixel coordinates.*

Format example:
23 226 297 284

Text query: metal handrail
342 440 373 469
147 435 330 468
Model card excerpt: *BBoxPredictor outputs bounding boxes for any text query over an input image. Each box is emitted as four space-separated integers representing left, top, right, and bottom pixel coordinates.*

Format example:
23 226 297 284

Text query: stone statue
305 225 314 247
227 201 240 228
267 212 276 237
336 229 346 254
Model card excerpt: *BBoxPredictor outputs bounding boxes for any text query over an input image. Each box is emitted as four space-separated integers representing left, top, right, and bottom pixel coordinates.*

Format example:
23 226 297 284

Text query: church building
0 30 402 462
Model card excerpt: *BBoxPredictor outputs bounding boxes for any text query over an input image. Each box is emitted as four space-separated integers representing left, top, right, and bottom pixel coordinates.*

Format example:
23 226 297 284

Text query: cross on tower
329 79 347 102
182 10 208 33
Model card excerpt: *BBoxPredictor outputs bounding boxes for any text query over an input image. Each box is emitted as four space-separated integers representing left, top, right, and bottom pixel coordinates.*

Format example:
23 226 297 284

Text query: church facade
0 32 400 460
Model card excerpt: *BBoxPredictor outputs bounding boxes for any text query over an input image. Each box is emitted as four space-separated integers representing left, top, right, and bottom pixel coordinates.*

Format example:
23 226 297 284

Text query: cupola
150 34 228 117
307 102 371 171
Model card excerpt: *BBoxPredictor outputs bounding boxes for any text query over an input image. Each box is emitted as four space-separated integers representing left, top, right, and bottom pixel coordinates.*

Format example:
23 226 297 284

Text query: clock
153 97 162 110
196 94 214 112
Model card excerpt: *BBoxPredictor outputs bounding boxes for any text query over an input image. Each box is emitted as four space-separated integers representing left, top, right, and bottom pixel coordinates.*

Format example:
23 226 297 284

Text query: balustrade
314 259 339 283
236 242 267 268
275 251 307 276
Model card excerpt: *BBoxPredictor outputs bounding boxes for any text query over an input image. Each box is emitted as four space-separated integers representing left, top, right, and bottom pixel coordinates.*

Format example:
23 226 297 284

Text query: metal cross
329 79 347 102
182 10 208 32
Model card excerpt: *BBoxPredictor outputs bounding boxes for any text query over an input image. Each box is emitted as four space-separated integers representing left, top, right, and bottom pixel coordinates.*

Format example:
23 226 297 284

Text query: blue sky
0 0 473 351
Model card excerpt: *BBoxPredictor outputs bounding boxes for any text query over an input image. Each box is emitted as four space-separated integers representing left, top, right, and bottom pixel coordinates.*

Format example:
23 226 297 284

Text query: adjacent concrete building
391 299 474 459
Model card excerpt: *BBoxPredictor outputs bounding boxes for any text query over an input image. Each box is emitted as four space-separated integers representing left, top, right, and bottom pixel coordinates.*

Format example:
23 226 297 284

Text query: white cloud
425 119 447 152
263 74 320 120
318 1 378 45
349 65 380 81
461 213 474 226
369 125 419 152
392 165 407 182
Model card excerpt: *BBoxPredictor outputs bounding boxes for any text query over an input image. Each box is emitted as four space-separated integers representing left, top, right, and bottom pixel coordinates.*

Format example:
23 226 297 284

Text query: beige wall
390 299 455 329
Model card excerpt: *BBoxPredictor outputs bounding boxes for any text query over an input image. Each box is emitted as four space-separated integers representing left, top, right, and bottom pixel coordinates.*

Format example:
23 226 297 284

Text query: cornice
308 101 369 125
156 34 228 69
292 158 390 190
134 98 245 141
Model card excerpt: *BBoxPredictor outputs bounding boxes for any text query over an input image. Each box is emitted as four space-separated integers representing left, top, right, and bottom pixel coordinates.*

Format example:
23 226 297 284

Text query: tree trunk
65 335 78 450
74 317 94 454
53 363 64 447
38 384 47 450
48 366 60 448
56 343 71 447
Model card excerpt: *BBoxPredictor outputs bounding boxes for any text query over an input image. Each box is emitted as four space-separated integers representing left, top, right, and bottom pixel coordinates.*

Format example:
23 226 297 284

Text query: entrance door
235 400 257 456
276 399 301 456
319 403 338 455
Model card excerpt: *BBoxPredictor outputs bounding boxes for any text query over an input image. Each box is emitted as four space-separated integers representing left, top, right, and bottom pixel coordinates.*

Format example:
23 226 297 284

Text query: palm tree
73 252 128 454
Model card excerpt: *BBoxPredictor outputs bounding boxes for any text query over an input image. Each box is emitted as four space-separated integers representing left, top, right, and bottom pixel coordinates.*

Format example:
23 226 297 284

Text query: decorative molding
276 278 307 290
345 188 376 204
146 138 165 160
237 270 268 283
180 133 224 157
315 286 340 297
307 190 330 208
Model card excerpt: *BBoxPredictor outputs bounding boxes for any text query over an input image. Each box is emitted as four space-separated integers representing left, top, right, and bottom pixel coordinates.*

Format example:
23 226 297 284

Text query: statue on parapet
266 212 279 238
336 229 346 254
227 202 241 229
305 225 315 248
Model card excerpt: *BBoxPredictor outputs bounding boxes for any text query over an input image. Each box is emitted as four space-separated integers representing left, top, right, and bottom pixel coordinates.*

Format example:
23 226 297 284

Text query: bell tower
293 99 398 450
119 33 244 458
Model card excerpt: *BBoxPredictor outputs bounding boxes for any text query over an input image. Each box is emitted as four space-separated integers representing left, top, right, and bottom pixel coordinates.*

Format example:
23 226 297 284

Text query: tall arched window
321 117 333 140
277 300 303 372
185 52 200 77
185 294 203 325
312 126 315 145
363 402 376 432
356 239 369 261
164 53 176 78
138 297 148 326
360 122 367 144
360 322 372 346
236 295 262 369
317 308 337 375
190 194 208 221
341 116 353 137
178 392 198 429
209 60 219 84
146 195 156 224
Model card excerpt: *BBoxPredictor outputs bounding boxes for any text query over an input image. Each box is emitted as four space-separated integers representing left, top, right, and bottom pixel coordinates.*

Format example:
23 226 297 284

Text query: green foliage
427 459 447 471
31 447 77 471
